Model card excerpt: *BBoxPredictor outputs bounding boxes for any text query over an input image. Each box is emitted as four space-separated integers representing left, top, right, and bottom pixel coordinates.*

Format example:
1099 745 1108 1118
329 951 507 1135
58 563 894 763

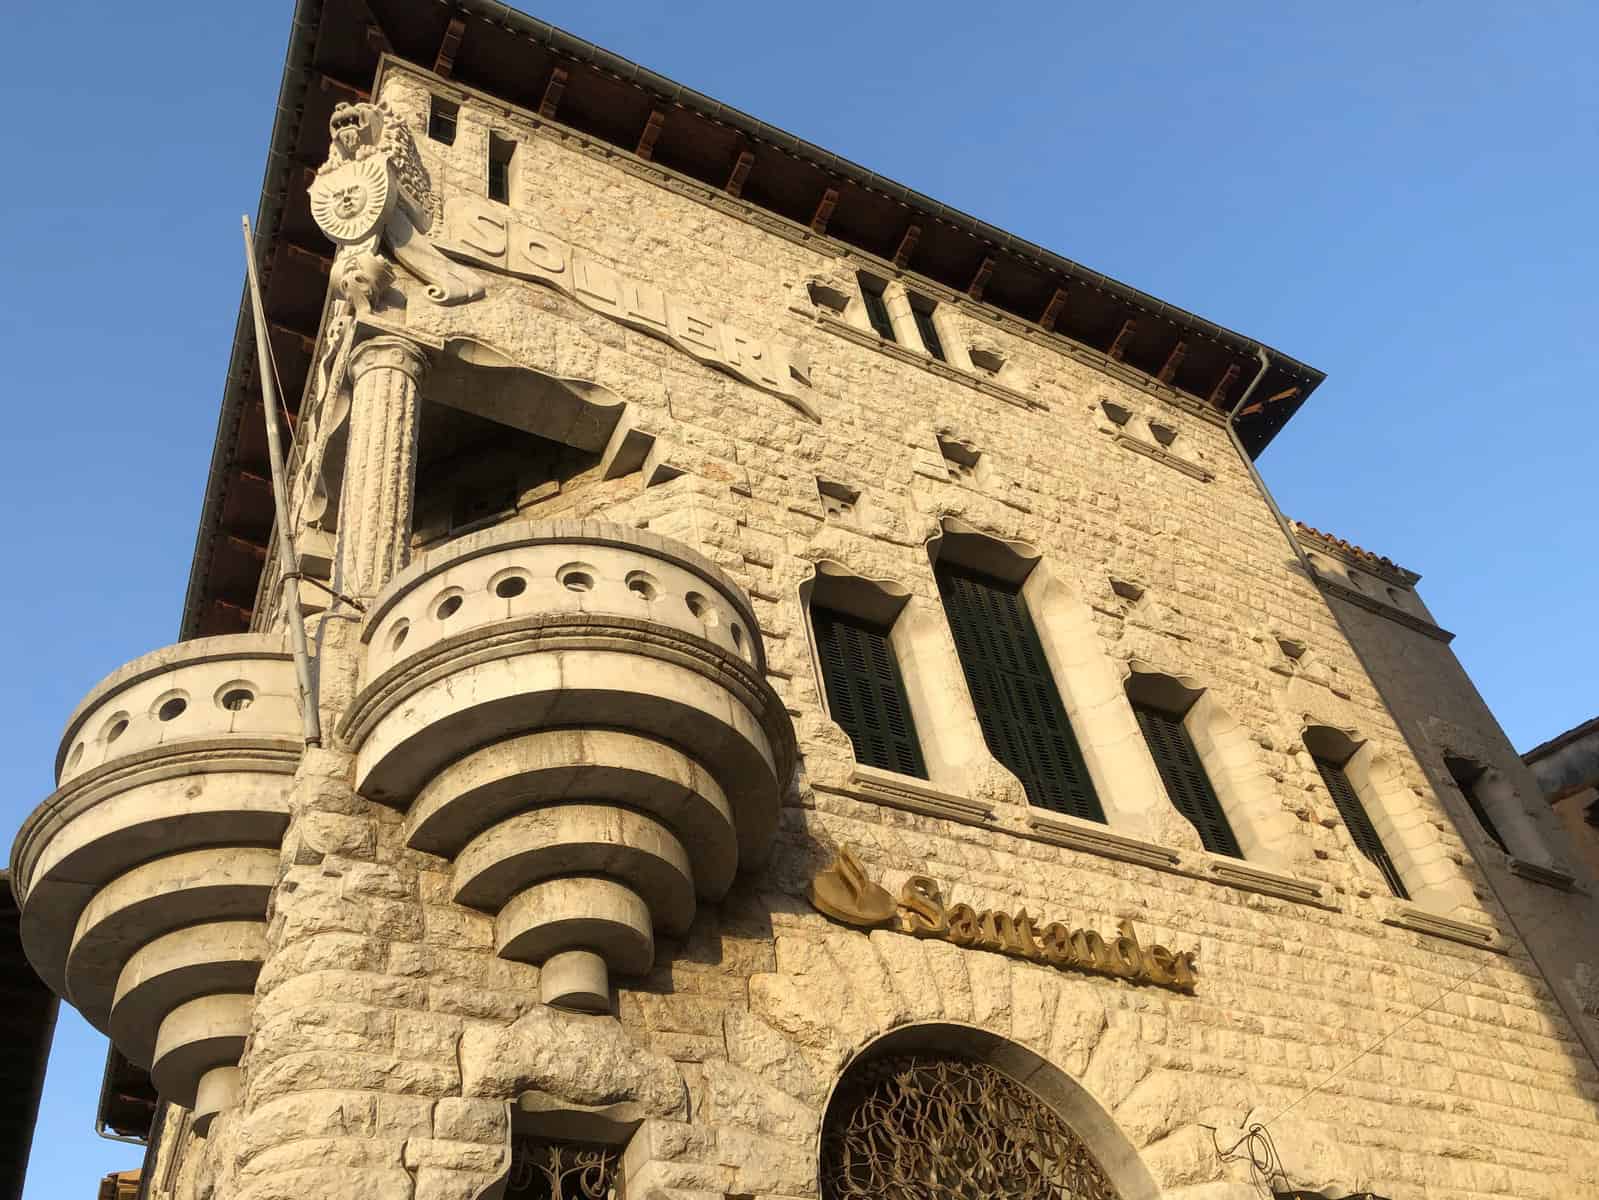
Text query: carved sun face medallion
310 157 393 244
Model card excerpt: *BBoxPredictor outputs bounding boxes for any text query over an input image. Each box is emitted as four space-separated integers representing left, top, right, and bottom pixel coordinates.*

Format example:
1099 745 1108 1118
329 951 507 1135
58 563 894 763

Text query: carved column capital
349 333 431 386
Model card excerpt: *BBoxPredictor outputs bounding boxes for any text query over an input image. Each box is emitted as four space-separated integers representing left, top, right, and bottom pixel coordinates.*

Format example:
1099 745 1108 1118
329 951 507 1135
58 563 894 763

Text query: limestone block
700 1059 819 1143
459 1004 688 1117
433 1098 510 1144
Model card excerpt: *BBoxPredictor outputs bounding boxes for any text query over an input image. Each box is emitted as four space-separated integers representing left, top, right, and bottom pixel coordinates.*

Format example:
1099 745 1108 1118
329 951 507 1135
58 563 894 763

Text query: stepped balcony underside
343 518 795 1010
11 635 302 1130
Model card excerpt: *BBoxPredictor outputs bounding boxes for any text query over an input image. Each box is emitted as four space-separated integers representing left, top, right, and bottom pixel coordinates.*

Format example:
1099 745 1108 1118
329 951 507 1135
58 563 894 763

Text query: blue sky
2 2 1594 1193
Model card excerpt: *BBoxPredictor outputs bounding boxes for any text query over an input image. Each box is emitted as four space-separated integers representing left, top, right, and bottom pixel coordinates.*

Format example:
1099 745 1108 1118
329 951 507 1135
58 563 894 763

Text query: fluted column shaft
339 334 430 602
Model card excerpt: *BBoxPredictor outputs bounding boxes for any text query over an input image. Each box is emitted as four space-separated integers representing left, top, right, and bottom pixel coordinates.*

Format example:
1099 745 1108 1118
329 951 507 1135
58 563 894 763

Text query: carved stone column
339 333 430 602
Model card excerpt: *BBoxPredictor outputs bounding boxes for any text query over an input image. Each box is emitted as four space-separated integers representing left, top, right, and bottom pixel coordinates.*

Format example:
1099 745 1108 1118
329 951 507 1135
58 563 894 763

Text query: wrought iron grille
821 1055 1122 1200
506 1138 619 1200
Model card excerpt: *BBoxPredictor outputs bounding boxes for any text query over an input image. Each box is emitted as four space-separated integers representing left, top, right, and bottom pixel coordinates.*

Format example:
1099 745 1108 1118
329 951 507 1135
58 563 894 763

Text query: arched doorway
820 1025 1149 1200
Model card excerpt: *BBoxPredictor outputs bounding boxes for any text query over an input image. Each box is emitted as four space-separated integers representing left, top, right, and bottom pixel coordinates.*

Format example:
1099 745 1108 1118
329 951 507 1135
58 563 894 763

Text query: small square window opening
428 96 459 145
817 478 860 523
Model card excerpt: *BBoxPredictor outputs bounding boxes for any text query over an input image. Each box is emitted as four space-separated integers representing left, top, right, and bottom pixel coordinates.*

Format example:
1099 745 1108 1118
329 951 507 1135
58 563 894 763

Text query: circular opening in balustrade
684 591 719 626
157 697 188 722
626 571 659 601
104 714 129 744
558 563 596 593
436 594 464 620
390 621 409 651
219 688 255 712
494 574 528 599
66 743 83 769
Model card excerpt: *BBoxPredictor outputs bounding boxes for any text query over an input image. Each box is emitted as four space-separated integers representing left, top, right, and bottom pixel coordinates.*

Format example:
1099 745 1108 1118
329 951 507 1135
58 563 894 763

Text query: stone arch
819 1022 1162 1200
1124 663 1303 869
1301 723 1473 916
925 518 1171 839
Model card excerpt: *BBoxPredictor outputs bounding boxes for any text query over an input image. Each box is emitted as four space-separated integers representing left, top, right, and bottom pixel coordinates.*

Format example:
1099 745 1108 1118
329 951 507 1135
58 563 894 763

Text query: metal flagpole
241 216 323 748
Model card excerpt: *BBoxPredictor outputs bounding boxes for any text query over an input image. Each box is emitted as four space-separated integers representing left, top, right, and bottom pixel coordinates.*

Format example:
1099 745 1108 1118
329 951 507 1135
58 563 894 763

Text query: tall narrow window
860 281 896 342
1133 702 1242 858
488 133 515 203
912 304 946 361
813 607 926 778
428 95 459 145
935 563 1102 820
1445 756 1509 853
1314 753 1408 898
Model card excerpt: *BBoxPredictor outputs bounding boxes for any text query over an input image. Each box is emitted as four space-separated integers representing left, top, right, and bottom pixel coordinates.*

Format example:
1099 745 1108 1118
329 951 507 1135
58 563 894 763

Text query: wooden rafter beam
1107 318 1137 361
893 224 922 268
433 16 466 78
365 22 392 55
635 108 666 161
1238 385 1301 419
725 148 755 198
1039 287 1068 332
315 71 369 102
269 321 317 357
1208 363 1242 407
212 598 255 624
283 242 332 274
810 187 839 234
967 255 995 301
1156 340 1188 384
224 534 269 563
539 66 569 119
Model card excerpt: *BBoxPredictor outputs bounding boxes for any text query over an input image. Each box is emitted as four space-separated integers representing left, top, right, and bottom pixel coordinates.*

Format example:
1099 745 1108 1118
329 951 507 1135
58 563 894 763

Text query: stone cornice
1293 524 1420 587
1319 577 1455 643
1112 432 1215 482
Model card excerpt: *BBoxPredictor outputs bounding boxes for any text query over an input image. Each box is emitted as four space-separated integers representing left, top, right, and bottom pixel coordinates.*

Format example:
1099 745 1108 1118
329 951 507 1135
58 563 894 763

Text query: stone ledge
1383 906 1504 952
1317 577 1455 644
793 306 1045 413
1023 812 1181 871
1508 857 1578 891
1206 860 1336 909
814 770 995 824
1112 432 1214 482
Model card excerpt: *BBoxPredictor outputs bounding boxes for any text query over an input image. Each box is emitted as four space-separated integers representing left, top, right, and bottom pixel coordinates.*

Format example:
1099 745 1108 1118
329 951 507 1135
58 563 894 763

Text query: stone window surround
801 524 1355 913
400 66 1231 430
1440 745 1575 889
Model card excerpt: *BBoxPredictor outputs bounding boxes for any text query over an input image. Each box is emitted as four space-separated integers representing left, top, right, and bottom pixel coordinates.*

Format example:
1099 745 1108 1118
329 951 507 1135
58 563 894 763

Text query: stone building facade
1524 717 1599 905
11 4 1599 1199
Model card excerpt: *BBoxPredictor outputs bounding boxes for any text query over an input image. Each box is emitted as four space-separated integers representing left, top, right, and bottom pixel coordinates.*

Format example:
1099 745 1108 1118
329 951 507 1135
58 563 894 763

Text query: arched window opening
821 1054 1122 1200
1444 755 1509 853
1126 675 1240 858
813 605 926 779
1306 728 1409 899
934 557 1103 822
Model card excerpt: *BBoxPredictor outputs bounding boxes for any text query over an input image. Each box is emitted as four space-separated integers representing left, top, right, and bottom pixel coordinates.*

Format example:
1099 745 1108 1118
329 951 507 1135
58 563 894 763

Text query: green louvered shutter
1134 703 1242 858
1314 755 1409 898
813 607 927 778
934 564 1103 821
861 285 897 341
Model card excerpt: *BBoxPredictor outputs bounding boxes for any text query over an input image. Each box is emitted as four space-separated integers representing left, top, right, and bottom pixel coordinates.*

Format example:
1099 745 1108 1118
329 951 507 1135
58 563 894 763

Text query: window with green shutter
912 305 946 361
1133 702 1242 858
1314 754 1409 898
813 607 927 779
861 283 897 342
934 563 1103 821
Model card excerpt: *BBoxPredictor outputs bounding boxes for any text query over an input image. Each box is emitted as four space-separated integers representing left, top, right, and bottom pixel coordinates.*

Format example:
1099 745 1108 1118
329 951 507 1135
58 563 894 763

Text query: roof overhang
181 0 1323 639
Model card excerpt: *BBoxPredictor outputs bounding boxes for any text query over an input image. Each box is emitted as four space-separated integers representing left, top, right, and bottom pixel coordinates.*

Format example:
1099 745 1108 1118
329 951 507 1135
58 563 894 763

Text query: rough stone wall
145 61 1599 1200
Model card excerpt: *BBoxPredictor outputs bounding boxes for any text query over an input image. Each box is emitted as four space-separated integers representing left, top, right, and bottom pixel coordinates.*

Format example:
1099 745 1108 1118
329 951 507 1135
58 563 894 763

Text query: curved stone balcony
343 519 795 1010
10 635 301 1130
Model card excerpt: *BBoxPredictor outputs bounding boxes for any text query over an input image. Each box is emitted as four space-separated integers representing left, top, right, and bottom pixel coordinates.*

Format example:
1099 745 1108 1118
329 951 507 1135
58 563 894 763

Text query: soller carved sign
438 196 817 421
808 845 1200 994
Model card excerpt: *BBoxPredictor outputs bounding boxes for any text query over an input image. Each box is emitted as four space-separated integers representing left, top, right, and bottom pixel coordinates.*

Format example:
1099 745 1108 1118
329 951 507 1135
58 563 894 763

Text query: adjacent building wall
1295 524 1599 1069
